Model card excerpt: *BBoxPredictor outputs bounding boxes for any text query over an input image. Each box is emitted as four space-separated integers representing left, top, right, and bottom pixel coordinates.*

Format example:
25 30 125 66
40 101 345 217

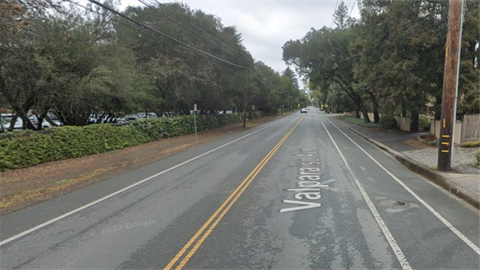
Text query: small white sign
194 104 197 111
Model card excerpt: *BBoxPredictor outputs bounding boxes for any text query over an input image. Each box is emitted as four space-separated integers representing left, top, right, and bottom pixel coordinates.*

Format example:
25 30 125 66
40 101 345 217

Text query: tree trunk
362 110 370 123
355 109 360 118
15 107 36 130
373 107 380 123
434 106 441 120
8 114 18 131
411 112 419 132
367 90 380 123
45 114 58 126
37 110 49 130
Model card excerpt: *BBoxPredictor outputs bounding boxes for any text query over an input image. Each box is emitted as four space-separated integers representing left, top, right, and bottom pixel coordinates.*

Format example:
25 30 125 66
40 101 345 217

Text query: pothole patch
378 199 407 209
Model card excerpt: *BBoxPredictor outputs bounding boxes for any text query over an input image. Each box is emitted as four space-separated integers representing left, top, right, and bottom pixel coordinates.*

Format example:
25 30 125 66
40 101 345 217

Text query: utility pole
243 69 250 129
438 0 464 171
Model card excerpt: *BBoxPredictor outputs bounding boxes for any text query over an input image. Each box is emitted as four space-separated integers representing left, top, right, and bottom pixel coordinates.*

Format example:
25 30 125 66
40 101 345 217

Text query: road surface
1 110 479 269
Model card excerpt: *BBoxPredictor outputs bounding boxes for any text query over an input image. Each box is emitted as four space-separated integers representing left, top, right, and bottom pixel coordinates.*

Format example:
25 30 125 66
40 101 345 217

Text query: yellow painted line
443 118 446 128
164 116 304 270
441 142 449 145
442 135 450 138
442 150 449 153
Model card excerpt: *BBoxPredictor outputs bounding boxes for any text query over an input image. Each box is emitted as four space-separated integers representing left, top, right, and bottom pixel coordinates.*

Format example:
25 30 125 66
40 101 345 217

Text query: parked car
136 112 158 118
300 108 307 113
1 114 23 130
28 114 63 128
1 113 63 131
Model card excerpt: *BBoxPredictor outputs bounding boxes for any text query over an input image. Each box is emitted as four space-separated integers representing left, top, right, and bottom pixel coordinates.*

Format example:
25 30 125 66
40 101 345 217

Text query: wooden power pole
243 69 250 129
438 0 464 171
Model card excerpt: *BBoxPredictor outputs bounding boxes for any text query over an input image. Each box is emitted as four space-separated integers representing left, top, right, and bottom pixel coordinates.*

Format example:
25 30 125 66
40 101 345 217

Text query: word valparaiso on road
280 149 332 213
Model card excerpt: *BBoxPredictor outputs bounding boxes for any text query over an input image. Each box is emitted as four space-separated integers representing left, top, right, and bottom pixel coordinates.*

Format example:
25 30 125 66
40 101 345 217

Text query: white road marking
280 200 321 213
320 119 412 270
0 116 292 247
325 116 480 256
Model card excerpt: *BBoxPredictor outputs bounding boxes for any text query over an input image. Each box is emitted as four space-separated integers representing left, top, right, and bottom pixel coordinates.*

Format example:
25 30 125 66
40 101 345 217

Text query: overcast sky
118 0 360 88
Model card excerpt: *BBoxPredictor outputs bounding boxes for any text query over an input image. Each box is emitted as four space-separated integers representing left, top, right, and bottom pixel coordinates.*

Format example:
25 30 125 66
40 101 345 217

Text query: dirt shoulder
0 115 287 216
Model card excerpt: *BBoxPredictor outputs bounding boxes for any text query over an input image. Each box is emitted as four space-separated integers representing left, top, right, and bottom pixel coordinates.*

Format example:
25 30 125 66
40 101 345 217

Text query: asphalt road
1 110 479 269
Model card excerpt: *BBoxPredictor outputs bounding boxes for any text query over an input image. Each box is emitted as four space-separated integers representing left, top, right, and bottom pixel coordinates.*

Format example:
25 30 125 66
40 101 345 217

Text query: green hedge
0 114 241 171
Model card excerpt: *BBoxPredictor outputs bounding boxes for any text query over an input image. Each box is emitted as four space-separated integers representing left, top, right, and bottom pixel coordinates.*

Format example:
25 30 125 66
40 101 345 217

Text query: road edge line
325 117 480 256
332 117 479 210
320 118 412 270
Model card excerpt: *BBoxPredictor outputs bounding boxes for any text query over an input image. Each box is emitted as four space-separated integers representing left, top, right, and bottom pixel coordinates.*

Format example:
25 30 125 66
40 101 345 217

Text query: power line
84 0 280 96
348 0 356 17
151 0 251 61
66 0 140 31
137 0 250 62
86 0 249 70
330 0 340 28
135 0 282 92
251 71 270 89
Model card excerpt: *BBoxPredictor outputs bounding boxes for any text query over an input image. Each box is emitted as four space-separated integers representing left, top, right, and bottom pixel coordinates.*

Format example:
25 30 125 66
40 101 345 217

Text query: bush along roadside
344 117 381 129
0 114 243 171
345 116 399 130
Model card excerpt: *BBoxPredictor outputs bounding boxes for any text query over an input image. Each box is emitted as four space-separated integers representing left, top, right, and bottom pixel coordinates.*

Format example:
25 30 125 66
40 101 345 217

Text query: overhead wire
348 0 356 17
136 0 250 64
330 0 340 28
80 0 280 93
86 0 249 70
136 0 284 91
66 0 145 33
136 0 278 89
150 0 251 61
138 0 251 66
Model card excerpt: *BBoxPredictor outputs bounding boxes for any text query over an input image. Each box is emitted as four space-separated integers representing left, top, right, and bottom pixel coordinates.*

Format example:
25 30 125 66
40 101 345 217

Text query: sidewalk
334 116 480 209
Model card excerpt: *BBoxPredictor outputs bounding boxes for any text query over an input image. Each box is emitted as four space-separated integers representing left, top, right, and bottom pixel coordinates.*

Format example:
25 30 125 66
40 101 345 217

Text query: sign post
194 104 198 143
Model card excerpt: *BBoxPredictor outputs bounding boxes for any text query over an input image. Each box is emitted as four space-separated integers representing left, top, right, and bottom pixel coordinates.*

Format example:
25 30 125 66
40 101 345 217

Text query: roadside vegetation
283 1 479 130
0 0 305 131
0 113 259 171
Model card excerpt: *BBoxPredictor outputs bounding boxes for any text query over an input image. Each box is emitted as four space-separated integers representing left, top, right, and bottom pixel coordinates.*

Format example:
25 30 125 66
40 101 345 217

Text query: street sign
194 104 197 111
251 105 255 111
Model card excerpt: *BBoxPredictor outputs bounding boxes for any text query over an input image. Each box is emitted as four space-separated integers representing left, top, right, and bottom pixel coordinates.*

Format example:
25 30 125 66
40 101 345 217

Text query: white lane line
320 119 412 270
325 116 480 256
0 116 293 247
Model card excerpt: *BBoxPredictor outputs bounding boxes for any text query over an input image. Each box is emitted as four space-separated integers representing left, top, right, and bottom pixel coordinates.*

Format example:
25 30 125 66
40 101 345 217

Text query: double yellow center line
164 116 305 270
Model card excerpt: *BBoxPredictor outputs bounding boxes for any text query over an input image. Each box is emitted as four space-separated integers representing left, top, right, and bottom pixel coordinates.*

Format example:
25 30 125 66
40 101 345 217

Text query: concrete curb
334 118 480 210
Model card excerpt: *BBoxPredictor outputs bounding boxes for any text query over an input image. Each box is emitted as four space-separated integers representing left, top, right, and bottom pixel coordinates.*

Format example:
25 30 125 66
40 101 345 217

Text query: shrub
464 142 475 147
419 115 431 131
345 117 381 129
430 139 439 146
0 113 242 171
0 125 149 170
379 116 398 130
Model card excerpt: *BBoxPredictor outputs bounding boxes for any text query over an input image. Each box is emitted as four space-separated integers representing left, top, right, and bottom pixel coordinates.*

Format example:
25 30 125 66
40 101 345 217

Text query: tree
333 1 350 29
